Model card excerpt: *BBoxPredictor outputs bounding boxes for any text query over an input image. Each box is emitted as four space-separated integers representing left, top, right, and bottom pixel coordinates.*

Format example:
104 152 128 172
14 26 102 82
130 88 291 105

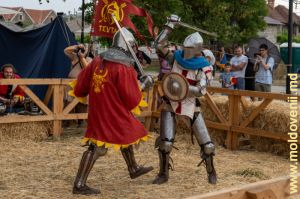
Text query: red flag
91 0 153 39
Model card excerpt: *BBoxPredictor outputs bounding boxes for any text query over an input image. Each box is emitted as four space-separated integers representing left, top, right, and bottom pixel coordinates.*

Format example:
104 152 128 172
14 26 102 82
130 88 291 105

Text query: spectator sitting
0 64 25 112
219 63 235 89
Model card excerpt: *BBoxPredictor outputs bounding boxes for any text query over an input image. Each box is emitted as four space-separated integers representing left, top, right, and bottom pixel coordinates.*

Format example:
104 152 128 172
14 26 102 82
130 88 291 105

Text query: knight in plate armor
153 15 217 185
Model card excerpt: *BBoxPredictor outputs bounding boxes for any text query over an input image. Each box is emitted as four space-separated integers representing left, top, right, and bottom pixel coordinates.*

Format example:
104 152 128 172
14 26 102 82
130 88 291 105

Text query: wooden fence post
231 94 241 150
225 93 240 150
52 84 64 137
144 85 155 130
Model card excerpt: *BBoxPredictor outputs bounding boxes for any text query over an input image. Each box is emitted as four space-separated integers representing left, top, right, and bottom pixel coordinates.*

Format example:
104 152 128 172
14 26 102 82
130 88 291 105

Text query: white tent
0 7 21 15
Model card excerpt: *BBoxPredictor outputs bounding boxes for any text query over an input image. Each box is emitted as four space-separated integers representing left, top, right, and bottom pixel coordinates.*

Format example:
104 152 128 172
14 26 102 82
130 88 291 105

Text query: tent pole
81 0 85 44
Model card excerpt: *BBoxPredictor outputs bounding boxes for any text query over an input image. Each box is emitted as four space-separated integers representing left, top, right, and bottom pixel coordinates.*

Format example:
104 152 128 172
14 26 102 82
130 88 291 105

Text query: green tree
277 33 300 43
39 0 268 45
133 0 267 45
79 0 95 24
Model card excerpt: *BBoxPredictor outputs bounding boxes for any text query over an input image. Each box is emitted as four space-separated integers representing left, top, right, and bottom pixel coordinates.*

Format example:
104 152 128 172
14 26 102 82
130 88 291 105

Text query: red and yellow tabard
73 57 148 149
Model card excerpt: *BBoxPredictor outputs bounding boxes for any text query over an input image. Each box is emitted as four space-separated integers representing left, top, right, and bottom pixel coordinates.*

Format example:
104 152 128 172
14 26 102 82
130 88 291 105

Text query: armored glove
140 75 154 91
165 14 181 29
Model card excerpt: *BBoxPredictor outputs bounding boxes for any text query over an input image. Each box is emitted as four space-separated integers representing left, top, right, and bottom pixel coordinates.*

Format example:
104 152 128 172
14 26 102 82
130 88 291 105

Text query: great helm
112 27 136 52
183 32 203 59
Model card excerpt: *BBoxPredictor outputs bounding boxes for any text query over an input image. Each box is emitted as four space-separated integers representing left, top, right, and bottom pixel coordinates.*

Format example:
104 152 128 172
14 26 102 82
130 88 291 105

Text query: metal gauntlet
140 75 154 91
188 70 207 97
188 85 202 97
154 14 181 55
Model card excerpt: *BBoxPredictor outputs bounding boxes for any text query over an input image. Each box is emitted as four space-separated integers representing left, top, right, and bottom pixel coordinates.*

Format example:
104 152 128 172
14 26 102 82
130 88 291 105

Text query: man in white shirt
230 46 248 90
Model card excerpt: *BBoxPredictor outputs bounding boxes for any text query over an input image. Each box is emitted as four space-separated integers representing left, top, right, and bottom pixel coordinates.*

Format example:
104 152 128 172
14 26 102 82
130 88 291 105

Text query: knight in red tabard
71 28 153 195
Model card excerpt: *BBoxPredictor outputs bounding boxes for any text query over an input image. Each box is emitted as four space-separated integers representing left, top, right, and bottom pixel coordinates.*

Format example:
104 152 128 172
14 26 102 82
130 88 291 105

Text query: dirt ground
0 125 298 199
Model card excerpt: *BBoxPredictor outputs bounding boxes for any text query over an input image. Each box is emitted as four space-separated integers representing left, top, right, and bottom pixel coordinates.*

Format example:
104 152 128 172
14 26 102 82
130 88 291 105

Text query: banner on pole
91 0 153 39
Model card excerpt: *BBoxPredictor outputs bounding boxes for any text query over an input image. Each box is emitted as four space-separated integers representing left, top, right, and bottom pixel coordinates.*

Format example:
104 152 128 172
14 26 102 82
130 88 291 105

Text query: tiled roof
275 5 300 24
264 16 283 25
267 5 287 23
25 9 54 24
0 7 22 21
267 4 300 25
0 7 56 24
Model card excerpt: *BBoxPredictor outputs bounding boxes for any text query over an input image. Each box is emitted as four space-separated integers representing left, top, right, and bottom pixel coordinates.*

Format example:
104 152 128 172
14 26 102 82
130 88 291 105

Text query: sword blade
177 21 218 37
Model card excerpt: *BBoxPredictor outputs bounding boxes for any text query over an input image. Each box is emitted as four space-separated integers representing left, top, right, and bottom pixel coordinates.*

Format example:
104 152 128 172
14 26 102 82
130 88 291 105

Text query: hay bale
0 121 52 142
247 100 298 156
273 63 286 80
200 96 229 146
199 96 299 156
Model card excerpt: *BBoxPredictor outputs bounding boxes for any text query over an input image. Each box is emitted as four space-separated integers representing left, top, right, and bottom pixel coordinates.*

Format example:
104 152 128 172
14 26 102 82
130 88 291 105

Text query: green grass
235 168 269 180
144 65 160 72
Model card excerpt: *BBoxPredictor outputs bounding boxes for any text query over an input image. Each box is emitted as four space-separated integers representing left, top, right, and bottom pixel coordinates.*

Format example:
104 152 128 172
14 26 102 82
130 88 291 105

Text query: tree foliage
133 0 267 45
40 0 268 45
277 33 300 44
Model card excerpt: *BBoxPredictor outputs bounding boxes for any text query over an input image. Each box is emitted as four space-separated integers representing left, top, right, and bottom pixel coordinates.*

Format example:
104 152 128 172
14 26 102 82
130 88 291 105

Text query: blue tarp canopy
0 16 77 97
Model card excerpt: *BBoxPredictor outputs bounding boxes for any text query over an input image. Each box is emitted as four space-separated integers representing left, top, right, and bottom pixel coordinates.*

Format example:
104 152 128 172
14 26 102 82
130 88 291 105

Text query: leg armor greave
192 113 217 184
192 112 213 147
121 145 153 179
157 110 176 153
73 144 107 195
153 111 176 184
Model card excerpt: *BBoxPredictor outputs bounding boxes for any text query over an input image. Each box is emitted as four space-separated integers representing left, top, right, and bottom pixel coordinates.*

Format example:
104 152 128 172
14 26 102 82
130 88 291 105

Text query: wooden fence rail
0 79 299 149
186 173 300 199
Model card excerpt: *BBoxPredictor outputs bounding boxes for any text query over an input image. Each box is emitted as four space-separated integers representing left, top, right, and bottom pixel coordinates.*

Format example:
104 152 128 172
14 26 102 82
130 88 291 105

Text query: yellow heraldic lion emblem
92 67 108 93
100 0 127 25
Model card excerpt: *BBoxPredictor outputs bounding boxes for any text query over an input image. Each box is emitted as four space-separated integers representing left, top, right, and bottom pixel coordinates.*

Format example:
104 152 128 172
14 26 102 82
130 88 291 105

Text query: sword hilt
110 14 146 77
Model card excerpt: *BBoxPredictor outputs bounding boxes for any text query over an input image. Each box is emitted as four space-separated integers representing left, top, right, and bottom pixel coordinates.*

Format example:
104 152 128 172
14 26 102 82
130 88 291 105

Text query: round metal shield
161 72 189 102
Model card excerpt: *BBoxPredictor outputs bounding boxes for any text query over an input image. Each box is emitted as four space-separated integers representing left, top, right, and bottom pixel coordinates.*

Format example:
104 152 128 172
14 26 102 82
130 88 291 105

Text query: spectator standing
216 46 228 70
253 44 274 93
219 63 235 89
64 44 92 127
64 44 93 78
244 53 256 91
230 46 248 90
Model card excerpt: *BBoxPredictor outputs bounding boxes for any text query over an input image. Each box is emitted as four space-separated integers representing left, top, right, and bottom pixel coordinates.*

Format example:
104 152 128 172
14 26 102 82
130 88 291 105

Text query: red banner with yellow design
91 0 153 39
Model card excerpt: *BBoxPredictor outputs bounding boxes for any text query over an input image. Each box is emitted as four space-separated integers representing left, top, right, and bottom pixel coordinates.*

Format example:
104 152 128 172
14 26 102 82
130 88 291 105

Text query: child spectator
219 63 235 89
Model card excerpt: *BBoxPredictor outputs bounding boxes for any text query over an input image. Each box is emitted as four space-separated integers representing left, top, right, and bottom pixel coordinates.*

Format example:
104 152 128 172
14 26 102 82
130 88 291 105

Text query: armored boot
121 145 153 179
73 144 107 195
192 113 217 184
153 149 170 184
153 110 175 184
200 148 217 184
